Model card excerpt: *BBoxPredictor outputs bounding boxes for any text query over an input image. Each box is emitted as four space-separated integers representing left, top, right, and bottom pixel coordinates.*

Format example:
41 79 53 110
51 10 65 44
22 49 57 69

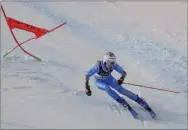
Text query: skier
84 52 156 118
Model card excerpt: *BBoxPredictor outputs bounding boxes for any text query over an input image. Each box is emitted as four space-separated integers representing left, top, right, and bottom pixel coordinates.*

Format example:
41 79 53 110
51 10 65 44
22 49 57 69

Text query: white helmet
103 52 116 65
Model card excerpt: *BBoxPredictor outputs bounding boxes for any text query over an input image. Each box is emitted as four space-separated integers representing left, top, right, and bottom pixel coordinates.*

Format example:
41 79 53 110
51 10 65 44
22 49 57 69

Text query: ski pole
123 82 180 94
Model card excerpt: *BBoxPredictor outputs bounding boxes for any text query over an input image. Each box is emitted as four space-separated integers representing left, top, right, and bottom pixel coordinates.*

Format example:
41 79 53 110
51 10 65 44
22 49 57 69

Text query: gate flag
1 5 66 61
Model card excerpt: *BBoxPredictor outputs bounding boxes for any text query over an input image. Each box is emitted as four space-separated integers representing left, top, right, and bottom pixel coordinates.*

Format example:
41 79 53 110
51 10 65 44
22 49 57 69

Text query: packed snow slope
1 1 187 129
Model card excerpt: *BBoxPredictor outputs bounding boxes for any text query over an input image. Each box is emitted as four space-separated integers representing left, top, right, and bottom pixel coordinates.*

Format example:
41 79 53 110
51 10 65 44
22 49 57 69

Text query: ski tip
150 112 156 119
152 114 156 119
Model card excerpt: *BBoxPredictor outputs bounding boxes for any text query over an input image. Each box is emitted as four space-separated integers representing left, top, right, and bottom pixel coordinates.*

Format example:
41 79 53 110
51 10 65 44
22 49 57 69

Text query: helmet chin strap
105 62 113 68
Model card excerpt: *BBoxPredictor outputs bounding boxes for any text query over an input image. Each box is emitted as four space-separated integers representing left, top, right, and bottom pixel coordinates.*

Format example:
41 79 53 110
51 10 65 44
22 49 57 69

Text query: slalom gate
1 5 67 61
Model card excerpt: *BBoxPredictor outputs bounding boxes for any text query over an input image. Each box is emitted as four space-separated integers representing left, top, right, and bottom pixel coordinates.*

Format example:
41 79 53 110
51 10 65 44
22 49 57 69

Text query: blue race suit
85 61 138 101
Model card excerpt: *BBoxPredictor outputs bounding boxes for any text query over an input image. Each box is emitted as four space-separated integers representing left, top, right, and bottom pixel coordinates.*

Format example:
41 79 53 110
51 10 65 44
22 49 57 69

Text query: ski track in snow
1 1 187 129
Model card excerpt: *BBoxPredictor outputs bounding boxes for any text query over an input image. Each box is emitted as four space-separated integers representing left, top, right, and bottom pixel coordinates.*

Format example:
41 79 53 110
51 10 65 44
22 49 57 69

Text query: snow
1 1 187 129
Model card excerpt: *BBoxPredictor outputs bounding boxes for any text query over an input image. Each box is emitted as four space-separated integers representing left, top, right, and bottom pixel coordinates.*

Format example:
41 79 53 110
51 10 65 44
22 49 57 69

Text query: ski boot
136 96 156 118
116 97 138 118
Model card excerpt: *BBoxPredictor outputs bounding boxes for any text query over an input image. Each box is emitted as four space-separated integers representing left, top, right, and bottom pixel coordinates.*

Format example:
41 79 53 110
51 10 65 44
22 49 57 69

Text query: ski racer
84 52 156 118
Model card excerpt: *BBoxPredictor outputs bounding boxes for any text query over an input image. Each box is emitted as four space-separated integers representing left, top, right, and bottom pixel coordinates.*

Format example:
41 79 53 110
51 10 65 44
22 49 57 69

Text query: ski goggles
105 60 116 66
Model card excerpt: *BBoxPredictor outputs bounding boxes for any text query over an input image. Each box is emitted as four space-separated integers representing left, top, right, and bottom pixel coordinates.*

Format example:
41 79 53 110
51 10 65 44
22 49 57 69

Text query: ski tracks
108 103 148 127
72 89 151 128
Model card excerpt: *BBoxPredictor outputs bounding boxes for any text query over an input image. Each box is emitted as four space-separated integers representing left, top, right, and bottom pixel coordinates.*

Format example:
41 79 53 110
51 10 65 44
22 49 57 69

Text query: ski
146 105 156 119
141 97 156 119
120 103 138 118
127 106 138 118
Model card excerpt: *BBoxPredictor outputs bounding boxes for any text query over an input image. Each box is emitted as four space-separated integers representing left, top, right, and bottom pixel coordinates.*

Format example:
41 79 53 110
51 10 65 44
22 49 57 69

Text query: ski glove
86 87 92 96
117 72 127 85
85 78 92 96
